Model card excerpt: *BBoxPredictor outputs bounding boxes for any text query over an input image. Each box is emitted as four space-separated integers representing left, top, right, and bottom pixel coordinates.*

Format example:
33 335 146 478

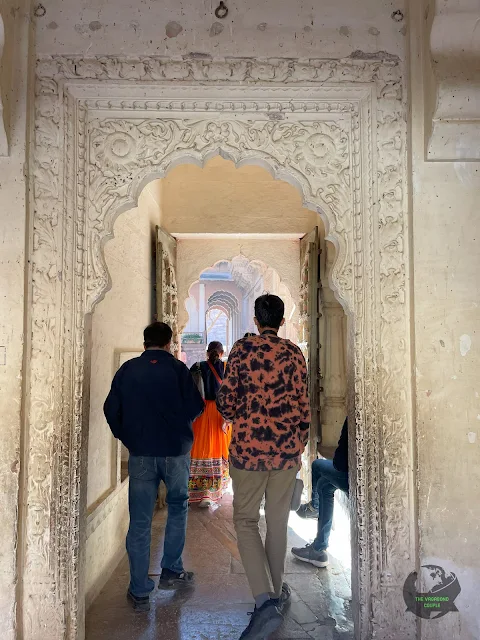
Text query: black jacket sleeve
103 366 125 439
180 362 205 422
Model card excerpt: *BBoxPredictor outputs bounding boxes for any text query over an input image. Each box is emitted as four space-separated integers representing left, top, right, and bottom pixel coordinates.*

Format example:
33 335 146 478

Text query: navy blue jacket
104 350 205 457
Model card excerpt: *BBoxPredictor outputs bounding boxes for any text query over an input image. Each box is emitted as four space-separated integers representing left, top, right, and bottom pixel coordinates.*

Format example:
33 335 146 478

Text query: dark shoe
127 590 150 612
271 582 292 610
296 502 319 519
158 568 195 589
239 600 283 639
291 543 329 568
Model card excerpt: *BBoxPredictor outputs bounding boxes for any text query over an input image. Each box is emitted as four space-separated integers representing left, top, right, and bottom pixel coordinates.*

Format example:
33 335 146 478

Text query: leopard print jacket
216 333 310 471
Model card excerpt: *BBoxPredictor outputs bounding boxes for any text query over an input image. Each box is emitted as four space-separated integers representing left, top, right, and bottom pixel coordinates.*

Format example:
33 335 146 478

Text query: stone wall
410 3 480 638
2 0 479 638
35 0 405 60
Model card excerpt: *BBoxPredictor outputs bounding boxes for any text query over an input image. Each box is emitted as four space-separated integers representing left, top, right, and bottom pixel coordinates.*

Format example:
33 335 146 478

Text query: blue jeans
126 454 190 597
310 459 349 551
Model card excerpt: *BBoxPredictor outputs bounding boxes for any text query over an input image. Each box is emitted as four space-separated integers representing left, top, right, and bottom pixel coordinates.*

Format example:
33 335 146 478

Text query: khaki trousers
230 463 298 599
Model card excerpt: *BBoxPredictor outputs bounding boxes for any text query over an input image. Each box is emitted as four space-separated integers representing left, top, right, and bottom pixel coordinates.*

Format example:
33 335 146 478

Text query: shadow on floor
86 495 353 640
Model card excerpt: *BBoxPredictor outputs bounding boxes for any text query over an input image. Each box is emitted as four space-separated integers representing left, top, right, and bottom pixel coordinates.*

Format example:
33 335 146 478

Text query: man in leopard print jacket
217 294 310 640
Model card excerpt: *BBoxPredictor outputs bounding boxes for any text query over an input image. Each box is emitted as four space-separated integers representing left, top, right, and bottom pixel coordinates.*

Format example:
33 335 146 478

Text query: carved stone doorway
23 56 414 640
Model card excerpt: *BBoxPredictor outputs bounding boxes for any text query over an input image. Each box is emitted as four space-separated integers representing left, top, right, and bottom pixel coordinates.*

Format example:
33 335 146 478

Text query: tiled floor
86 493 353 640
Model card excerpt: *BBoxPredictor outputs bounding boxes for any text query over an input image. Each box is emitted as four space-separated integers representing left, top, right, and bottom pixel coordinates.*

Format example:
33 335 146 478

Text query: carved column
199 283 206 342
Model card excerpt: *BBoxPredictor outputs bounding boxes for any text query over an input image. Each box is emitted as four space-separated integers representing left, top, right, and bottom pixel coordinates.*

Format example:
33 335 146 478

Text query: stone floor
86 492 353 640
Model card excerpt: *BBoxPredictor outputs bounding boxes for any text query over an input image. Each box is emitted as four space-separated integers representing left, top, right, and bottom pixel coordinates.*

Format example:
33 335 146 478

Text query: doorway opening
26 64 412 640
84 156 351 638
181 256 299 367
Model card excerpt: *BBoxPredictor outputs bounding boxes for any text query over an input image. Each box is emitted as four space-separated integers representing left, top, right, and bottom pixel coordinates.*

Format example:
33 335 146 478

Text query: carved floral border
26 55 412 640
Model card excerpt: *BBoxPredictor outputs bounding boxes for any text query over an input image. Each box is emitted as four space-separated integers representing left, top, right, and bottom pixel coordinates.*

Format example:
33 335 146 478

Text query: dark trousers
310 458 349 551
126 454 190 597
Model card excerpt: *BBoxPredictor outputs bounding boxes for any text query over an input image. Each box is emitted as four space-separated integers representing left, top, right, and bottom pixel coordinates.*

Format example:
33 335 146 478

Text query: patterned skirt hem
188 457 230 502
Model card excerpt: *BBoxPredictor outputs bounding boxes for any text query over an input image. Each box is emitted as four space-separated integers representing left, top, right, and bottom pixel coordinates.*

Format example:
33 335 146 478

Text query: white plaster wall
177 239 300 332
85 482 129 609
85 189 159 602
35 0 406 59
161 157 318 235
0 2 30 637
410 3 480 639
87 191 159 508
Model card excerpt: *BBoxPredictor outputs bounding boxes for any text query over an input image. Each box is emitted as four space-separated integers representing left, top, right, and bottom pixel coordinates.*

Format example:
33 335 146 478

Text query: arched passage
206 290 239 351
181 255 300 368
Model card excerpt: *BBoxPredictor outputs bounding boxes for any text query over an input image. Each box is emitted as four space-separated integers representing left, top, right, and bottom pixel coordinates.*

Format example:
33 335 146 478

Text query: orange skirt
188 400 231 503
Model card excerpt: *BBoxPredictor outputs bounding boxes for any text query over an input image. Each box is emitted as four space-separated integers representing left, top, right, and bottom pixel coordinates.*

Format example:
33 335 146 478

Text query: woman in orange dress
188 341 231 507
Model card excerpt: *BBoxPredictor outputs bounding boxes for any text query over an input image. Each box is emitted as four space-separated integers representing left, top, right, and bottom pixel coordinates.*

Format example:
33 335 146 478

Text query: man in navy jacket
104 322 204 611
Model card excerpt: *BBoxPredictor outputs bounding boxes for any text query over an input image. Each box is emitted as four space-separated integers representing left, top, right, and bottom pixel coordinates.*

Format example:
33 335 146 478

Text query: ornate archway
207 290 239 348
25 56 413 640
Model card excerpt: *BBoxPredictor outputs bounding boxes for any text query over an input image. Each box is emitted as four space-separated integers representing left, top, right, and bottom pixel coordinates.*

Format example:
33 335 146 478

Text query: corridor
86 494 353 640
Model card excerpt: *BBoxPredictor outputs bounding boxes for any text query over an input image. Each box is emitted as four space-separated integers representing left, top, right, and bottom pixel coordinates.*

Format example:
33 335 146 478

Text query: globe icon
419 565 457 594
403 565 461 620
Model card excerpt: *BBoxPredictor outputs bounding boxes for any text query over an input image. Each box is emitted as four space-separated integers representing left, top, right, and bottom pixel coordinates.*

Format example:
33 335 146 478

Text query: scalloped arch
181 255 298 342
87 130 350 316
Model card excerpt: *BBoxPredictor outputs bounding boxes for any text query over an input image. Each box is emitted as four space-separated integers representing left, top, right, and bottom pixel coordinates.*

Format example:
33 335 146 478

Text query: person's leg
313 476 337 551
292 460 348 567
159 453 191 574
310 459 323 510
230 464 271 598
126 456 161 598
264 466 298 599
296 459 321 518
231 465 283 639
313 460 349 551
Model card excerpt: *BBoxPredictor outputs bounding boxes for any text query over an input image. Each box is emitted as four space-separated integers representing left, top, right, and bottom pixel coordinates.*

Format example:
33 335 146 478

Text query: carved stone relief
25 55 412 640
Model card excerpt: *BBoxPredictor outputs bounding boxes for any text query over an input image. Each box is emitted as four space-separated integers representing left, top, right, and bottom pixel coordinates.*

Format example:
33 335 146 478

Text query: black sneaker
296 502 319 519
291 543 329 568
239 600 283 639
271 582 292 610
127 590 150 612
158 568 195 589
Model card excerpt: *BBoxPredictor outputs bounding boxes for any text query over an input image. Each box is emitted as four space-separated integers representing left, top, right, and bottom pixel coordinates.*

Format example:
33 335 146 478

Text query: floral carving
86 116 354 313
25 55 411 640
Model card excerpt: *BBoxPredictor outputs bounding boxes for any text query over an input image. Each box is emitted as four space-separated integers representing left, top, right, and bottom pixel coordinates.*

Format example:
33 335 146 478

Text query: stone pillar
227 315 233 352
241 297 248 334
198 283 206 341
320 241 347 446
233 308 240 343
